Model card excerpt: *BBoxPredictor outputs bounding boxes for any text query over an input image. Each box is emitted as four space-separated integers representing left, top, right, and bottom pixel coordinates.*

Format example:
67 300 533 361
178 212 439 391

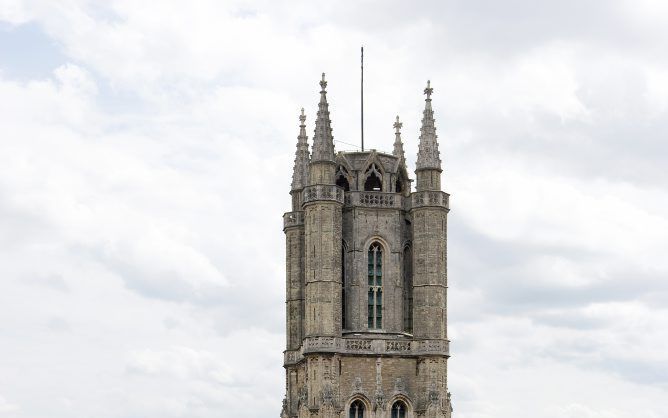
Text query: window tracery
349 399 365 418
368 242 383 329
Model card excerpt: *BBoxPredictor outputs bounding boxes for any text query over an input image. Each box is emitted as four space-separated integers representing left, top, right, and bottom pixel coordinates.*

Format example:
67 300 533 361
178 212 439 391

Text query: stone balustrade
410 191 450 210
345 191 403 209
302 184 345 205
284 336 449 365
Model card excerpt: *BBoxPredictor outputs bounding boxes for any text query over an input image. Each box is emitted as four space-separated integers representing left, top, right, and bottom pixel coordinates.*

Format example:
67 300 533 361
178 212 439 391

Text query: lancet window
349 400 365 418
336 166 351 191
391 400 407 418
367 242 383 329
363 164 382 191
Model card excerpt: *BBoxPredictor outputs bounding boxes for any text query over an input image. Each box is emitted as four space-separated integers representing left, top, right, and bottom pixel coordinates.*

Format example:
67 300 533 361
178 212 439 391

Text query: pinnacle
312 73 335 162
291 108 310 191
393 115 406 162
416 80 441 171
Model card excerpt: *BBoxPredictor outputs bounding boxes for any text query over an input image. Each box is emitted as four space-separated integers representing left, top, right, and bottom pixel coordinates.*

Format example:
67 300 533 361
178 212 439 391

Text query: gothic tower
282 75 452 418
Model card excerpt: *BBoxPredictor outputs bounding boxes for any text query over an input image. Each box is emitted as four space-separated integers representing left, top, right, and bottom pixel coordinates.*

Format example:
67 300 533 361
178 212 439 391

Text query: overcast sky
0 1 667 417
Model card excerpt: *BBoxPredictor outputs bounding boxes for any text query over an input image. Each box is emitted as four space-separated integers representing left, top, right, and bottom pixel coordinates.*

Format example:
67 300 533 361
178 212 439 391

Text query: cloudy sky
1 1 667 417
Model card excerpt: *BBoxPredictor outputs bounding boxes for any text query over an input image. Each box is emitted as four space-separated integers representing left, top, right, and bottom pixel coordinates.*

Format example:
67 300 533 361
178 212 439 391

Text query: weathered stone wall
410 206 448 340
304 201 343 337
285 223 305 349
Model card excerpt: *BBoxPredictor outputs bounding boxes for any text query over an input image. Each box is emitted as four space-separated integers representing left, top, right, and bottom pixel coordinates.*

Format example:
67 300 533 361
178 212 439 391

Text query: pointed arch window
364 164 382 191
368 242 383 329
391 400 407 418
396 169 408 194
336 166 351 191
403 245 413 333
349 400 365 418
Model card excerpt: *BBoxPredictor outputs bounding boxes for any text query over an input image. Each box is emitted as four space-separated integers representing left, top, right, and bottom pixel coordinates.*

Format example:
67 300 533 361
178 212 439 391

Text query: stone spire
291 108 310 191
416 80 442 171
392 115 405 162
311 73 335 162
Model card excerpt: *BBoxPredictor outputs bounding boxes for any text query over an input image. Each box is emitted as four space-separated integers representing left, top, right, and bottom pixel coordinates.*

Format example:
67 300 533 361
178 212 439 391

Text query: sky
0 1 667 417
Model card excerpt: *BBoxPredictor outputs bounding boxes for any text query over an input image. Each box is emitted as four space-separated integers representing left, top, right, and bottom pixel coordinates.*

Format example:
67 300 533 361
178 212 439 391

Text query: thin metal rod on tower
361 46 364 152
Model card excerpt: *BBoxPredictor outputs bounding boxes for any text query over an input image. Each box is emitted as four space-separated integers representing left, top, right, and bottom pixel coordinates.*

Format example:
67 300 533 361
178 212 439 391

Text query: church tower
282 74 452 418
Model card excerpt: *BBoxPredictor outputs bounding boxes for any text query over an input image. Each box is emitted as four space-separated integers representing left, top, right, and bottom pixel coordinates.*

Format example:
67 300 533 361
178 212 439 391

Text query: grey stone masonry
282 77 452 418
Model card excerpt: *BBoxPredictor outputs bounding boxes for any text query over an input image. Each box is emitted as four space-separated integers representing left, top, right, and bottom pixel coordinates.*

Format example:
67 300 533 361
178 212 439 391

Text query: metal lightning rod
361 46 364 152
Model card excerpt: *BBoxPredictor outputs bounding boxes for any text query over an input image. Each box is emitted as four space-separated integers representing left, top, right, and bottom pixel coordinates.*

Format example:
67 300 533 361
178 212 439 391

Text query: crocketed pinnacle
311 73 335 162
291 108 310 191
416 80 442 170
392 115 406 162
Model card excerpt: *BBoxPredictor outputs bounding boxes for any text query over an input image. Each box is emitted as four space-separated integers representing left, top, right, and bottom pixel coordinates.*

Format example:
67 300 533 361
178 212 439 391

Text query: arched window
391 400 407 418
336 166 351 191
364 164 382 191
368 242 383 329
396 169 408 194
349 400 365 418
403 245 413 333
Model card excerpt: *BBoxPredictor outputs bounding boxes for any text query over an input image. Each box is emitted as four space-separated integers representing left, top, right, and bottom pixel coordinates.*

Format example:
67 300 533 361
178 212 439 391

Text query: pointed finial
424 79 433 99
311 72 335 163
393 115 406 161
291 107 310 193
320 72 327 91
416 79 441 172
393 115 402 135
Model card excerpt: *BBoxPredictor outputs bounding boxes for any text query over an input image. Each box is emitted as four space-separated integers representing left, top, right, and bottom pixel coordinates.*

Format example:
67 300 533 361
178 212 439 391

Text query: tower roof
311 73 335 163
291 108 310 191
416 80 442 171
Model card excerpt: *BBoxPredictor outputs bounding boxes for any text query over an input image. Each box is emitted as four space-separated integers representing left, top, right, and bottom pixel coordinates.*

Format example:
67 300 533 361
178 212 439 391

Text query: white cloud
0 395 19 413
0 1 667 417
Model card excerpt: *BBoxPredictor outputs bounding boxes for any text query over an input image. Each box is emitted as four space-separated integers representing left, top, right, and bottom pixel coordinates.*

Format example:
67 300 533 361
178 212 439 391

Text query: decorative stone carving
393 378 407 395
298 385 308 406
280 397 288 418
374 388 386 411
428 382 440 406
411 191 449 209
321 384 334 407
302 184 344 205
346 191 403 208
285 337 449 365
351 377 364 395
345 339 372 351
386 340 411 352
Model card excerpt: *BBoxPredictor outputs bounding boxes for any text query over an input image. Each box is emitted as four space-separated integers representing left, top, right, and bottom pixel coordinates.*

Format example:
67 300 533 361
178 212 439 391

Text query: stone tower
282 74 452 418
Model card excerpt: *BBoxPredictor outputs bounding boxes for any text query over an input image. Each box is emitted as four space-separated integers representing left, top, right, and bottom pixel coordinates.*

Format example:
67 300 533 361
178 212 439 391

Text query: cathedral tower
282 75 452 418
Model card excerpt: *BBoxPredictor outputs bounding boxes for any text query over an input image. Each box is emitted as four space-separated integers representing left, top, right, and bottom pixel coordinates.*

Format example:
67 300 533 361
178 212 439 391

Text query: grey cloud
451 222 665 315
